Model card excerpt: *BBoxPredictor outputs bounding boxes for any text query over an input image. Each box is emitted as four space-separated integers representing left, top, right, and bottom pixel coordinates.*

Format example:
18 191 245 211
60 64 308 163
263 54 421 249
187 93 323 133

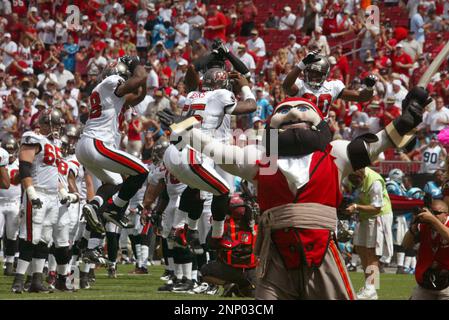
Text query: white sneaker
192 282 210 294
356 287 378 300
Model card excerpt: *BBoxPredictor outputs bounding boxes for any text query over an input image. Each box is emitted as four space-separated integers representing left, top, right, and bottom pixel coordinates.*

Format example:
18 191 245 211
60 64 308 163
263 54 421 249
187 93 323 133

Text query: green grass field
0 264 416 300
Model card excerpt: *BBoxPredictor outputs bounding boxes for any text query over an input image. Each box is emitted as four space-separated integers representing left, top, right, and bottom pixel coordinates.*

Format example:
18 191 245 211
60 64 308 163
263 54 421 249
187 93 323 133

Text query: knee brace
54 246 71 265
5 239 18 256
18 239 34 262
179 187 205 220
172 246 193 264
211 194 230 221
33 241 49 259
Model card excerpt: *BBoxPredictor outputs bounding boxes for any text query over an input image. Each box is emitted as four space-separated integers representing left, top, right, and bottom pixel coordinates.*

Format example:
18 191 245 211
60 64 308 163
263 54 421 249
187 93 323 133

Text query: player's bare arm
229 72 257 115
185 64 200 93
142 180 165 209
0 167 9 189
115 64 147 98
19 143 43 209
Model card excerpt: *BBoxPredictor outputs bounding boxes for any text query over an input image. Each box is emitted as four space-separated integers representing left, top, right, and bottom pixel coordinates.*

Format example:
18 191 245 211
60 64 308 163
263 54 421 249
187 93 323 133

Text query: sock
57 264 70 276
211 220 225 238
112 195 128 208
181 262 192 280
410 257 417 269
89 263 96 270
5 255 15 263
48 254 57 272
187 217 199 230
106 232 119 264
88 238 102 250
351 253 359 266
192 270 198 282
135 244 142 268
403 256 412 269
81 263 90 273
141 245 149 268
174 263 183 280
167 257 174 271
15 259 30 275
31 258 46 274
69 255 79 268
396 252 405 267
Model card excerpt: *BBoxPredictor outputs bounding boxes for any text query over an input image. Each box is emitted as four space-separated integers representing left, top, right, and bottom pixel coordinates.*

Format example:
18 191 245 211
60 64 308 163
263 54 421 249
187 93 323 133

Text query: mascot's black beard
264 120 333 157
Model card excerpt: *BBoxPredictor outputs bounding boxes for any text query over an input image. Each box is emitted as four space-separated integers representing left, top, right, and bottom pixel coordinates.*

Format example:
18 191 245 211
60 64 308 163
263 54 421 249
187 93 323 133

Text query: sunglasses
430 209 447 215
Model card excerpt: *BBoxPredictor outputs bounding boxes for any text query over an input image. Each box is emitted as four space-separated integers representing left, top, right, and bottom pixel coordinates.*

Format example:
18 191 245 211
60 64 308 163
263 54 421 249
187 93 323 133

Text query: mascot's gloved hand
393 86 431 135
363 74 377 88
157 108 186 129
119 55 140 74
297 50 321 70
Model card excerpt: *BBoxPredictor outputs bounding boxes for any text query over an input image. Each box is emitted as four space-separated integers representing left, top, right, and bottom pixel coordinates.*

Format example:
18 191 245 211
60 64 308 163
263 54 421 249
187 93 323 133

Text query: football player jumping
282 50 377 116
76 56 149 232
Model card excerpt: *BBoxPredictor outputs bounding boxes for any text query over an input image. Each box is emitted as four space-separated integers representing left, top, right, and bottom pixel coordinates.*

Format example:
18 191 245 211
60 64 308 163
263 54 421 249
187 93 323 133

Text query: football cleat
11 274 25 294
102 203 133 229
192 282 210 294
160 270 174 281
396 266 408 274
172 278 195 293
158 278 181 292
55 275 75 292
24 275 32 291
29 273 52 293
82 203 105 234
83 247 107 265
3 262 15 276
206 284 220 295
356 287 378 300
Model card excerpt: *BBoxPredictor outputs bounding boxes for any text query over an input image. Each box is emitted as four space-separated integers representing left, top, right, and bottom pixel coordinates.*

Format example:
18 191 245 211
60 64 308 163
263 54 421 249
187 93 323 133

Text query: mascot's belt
255 203 336 279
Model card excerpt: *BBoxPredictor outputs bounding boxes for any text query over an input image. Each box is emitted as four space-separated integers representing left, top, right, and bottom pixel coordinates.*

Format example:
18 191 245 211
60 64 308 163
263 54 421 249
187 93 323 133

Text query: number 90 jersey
182 89 237 143
294 78 345 116
21 131 60 193
82 75 126 146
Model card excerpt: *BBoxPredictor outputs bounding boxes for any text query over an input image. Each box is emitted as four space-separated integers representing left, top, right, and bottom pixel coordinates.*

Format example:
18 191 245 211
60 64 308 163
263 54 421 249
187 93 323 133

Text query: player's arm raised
229 72 257 115
282 50 321 96
115 64 147 99
19 144 42 209
339 75 377 102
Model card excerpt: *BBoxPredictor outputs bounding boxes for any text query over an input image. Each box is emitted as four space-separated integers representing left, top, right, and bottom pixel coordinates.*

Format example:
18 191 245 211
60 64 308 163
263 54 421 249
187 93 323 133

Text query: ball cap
348 105 359 115
392 79 402 86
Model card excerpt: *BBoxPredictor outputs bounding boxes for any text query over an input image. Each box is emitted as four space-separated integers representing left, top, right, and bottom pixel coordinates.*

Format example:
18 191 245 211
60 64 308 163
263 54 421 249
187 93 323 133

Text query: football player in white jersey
12 108 63 294
76 56 149 232
0 136 20 276
159 68 256 250
283 51 377 116
46 134 81 291
0 145 10 189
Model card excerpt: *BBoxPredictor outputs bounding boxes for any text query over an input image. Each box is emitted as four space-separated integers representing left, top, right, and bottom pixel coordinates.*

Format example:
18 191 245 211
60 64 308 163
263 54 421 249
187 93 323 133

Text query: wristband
296 61 306 70
26 186 38 200
354 204 358 211
241 86 255 101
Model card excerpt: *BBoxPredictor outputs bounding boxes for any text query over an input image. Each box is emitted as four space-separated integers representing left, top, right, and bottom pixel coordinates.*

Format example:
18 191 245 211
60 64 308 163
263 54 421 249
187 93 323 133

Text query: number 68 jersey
21 131 60 193
82 74 126 146
294 78 345 116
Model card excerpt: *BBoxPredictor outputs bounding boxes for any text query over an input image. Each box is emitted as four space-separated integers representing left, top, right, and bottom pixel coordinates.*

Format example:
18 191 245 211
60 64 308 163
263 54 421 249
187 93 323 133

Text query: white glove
26 186 43 209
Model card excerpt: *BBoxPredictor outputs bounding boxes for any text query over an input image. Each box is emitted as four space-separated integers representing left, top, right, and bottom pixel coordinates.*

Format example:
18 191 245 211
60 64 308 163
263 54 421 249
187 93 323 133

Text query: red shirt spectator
381 98 402 126
226 14 242 36
410 56 428 87
7 14 25 43
334 46 350 84
394 26 408 42
204 5 227 42
31 43 46 72
392 45 413 75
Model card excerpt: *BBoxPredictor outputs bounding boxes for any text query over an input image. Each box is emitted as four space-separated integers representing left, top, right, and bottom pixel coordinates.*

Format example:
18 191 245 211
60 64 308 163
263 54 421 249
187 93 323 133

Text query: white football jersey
182 89 237 143
420 146 444 174
82 74 126 146
0 147 8 167
148 163 187 198
0 158 20 200
21 131 59 192
58 157 79 191
294 78 345 116
65 154 85 200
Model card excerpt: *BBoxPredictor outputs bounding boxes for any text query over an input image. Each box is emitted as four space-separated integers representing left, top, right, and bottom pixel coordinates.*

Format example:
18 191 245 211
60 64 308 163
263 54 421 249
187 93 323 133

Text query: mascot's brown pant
255 239 355 300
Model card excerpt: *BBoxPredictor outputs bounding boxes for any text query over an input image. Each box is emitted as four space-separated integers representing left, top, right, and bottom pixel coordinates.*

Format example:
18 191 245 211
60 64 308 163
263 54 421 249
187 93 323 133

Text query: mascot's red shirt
255 145 342 213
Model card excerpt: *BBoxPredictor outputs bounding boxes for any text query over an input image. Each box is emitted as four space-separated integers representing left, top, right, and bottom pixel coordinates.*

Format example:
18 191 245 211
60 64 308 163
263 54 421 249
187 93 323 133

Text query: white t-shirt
246 37 266 57
238 52 256 71
1 40 17 68
36 19 56 44
175 22 190 45
279 13 296 30
425 107 449 132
